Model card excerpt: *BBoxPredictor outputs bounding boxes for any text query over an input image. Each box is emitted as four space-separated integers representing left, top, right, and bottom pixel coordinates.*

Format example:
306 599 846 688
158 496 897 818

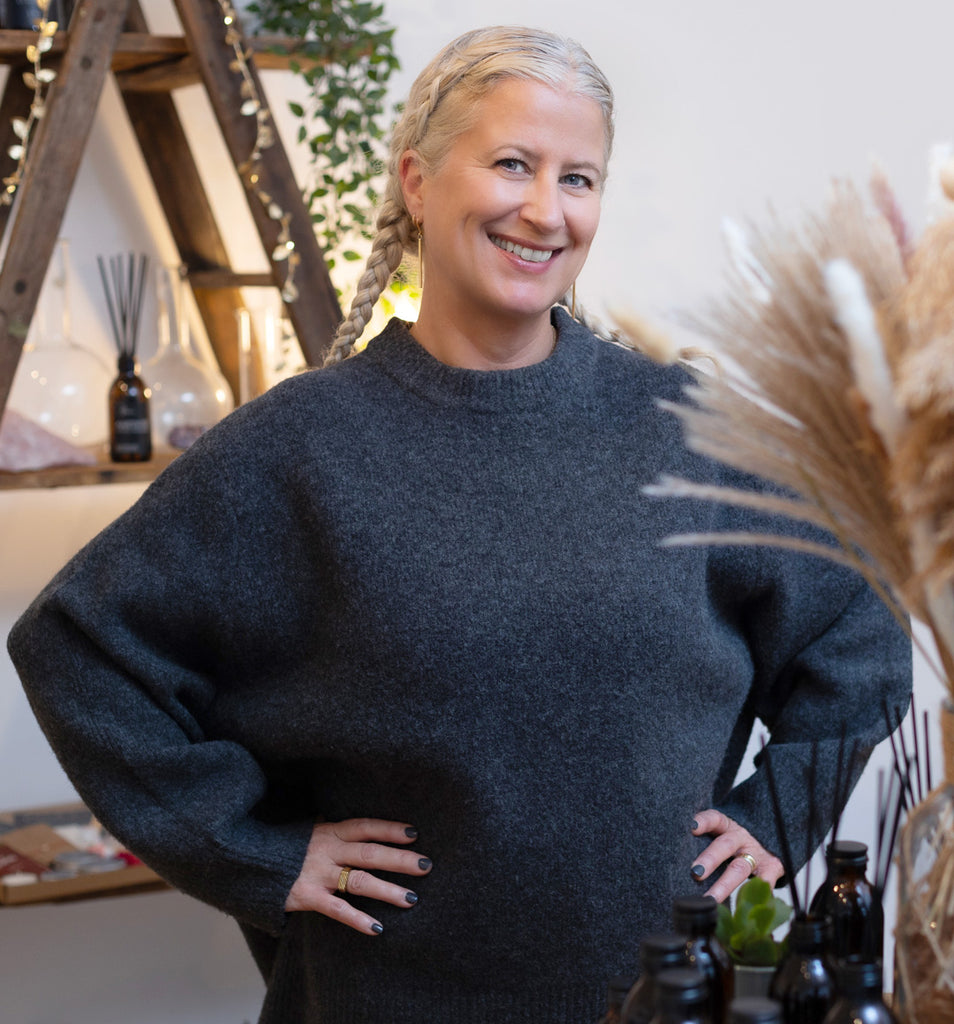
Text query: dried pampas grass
622 169 954 690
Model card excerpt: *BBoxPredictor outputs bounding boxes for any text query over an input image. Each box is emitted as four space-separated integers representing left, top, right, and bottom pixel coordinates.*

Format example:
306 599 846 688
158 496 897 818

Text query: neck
408 306 557 370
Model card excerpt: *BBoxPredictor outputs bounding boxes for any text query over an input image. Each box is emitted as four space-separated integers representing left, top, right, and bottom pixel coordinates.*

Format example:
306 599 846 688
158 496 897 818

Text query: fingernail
691 819 699 831
418 858 432 871
404 891 419 905
405 827 418 839
371 922 384 935
691 864 705 879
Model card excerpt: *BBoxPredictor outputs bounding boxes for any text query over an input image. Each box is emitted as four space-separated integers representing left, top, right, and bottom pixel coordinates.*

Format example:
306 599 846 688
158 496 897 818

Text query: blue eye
562 172 593 189
497 157 528 173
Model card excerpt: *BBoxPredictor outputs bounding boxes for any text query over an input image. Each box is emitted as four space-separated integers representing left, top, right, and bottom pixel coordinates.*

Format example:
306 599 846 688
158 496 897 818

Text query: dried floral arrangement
617 154 954 1021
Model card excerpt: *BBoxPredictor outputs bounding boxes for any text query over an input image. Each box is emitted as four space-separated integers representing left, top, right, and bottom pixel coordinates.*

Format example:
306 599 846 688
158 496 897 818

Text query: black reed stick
882 701 911 814
97 252 150 360
910 693 924 803
761 736 803 916
924 709 933 793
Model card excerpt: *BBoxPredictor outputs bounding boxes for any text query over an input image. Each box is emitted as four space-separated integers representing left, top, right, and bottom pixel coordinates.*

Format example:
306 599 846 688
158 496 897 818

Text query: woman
8 25 909 1024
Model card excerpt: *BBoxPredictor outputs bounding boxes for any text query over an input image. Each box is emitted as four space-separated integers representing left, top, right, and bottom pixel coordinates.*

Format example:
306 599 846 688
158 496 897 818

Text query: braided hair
324 25 615 364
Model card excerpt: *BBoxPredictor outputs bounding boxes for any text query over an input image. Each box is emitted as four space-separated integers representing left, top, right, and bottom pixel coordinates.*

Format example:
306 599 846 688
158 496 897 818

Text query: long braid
324 197 413 364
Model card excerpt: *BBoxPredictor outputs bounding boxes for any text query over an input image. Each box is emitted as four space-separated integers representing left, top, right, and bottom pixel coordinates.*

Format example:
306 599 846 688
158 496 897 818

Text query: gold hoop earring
414 217 424 291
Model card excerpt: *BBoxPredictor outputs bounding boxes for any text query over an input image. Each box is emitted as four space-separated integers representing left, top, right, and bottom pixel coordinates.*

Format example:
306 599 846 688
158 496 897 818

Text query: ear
399 150 426 220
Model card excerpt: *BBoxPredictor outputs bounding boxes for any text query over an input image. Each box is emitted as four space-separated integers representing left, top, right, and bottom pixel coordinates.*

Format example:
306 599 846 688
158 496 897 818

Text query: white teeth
490 235 554 263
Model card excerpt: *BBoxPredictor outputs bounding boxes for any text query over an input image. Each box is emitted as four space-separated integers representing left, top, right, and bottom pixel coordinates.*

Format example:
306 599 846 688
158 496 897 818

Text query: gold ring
336 867 352 894
740 853 758 875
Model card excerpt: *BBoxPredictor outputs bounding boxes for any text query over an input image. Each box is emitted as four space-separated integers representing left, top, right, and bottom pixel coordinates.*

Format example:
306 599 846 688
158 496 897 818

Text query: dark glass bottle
821 957 899 1024
728 997 783 1023
808 840 883 963
648 968 712 1024
674 895 733 1023
109 353 152 462
622 933 690 1024
600 975 636 1024
768 914 837 1023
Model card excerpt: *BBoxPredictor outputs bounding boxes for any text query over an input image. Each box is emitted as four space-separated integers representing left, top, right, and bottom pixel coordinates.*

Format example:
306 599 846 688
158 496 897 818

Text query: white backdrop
0 1 950 1020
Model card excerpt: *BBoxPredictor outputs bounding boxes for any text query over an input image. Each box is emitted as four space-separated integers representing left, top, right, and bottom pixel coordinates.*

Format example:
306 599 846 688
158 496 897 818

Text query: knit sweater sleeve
706 524 913 871
6 408 315 936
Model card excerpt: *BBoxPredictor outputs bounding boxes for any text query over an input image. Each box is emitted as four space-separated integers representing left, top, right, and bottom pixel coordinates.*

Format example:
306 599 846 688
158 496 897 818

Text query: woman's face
401 78 606 334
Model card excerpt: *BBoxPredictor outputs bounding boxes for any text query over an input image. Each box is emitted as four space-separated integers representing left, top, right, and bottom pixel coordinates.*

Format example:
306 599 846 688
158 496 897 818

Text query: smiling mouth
489 235 557 263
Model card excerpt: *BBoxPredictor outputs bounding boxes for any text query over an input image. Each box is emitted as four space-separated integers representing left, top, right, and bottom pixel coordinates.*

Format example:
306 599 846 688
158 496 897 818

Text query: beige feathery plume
610 308 719 370
647 179 954 680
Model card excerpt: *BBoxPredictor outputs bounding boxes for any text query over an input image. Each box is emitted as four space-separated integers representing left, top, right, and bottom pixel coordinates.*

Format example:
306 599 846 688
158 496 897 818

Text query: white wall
2 1 951 1020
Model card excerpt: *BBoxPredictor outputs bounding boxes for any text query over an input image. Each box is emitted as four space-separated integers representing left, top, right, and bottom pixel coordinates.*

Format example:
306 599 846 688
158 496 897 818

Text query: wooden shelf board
0 450 177 490
0 30 324 80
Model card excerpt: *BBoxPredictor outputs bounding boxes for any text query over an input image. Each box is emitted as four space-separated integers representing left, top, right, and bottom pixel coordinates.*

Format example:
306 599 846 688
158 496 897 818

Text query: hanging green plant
244 0 400 284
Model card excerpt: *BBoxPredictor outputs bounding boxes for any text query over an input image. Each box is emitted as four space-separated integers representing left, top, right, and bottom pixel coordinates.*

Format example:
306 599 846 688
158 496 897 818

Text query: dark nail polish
418 858 432 871
371 922 384 934
404 891 419 905
405 826 418 839
691 819 699 831
691 864 705 878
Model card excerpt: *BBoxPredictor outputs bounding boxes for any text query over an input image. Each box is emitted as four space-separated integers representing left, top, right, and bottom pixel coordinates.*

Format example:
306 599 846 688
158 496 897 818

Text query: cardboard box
0 802 167 906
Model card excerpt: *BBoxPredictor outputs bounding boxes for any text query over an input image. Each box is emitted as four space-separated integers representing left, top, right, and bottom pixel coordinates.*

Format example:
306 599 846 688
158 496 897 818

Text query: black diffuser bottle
622 933 691 1024
673 895 733 1023
768 914 837 1023
808 840 883 962
109 352 151 462
100 253 152 463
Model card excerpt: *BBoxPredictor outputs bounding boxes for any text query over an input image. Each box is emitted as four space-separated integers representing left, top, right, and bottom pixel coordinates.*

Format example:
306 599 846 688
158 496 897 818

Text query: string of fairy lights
3 0 301 304
2 0 58 206
217 0 300 303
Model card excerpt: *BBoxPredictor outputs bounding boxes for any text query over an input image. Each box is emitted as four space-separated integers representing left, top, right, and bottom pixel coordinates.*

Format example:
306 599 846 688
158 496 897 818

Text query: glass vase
144 264 233 451
893 699 954 1024
8 238 112 448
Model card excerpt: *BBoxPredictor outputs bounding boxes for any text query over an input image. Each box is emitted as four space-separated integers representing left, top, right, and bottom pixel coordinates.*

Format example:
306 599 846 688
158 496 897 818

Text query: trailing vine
244 0 400 286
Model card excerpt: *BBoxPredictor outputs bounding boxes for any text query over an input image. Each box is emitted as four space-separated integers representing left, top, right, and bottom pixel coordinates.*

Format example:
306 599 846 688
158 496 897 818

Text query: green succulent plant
715 876 793 967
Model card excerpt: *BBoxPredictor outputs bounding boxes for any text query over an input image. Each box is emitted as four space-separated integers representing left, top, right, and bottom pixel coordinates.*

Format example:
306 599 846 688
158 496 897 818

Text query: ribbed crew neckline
359 306 596 413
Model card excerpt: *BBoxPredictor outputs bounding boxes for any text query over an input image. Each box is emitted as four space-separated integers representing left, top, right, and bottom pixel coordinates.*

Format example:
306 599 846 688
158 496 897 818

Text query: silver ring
739 853 758 875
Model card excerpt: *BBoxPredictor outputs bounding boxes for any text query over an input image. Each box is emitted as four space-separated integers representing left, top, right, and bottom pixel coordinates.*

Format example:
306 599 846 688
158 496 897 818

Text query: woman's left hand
689 809 784 902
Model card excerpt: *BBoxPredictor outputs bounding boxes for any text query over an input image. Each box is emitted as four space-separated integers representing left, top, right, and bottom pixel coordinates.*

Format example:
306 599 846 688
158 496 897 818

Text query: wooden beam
0 0 131 422
118 0 267 400
171 0 340 365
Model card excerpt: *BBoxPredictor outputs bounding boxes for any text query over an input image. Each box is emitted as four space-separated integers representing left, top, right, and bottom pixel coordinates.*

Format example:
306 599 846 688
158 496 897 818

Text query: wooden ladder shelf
0 0 341 481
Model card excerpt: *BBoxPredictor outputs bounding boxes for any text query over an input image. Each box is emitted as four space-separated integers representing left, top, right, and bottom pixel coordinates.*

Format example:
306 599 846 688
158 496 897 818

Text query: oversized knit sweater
8 309 911 1024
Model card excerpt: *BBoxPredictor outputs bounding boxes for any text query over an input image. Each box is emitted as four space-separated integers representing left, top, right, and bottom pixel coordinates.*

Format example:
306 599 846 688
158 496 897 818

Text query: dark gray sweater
7 310 911 1023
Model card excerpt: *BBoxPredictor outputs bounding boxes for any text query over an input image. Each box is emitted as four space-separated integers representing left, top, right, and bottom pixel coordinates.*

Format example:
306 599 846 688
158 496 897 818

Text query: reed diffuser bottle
100 253 151 463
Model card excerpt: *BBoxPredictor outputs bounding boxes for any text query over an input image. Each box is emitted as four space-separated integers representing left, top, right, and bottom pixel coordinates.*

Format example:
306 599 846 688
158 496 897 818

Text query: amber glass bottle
622 933 691 1024
673 896 733 1023
109 353 152 462
599 975 636 1024
647 968 712 1024
808 840 883 962
768 914 836 1023
821 957 898 1024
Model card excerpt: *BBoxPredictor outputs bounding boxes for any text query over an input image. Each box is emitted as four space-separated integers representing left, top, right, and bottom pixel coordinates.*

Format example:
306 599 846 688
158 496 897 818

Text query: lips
489 234 557 264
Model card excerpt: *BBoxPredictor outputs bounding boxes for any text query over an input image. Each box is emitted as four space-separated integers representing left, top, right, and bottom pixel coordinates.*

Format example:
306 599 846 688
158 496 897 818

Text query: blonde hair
324 25 615 364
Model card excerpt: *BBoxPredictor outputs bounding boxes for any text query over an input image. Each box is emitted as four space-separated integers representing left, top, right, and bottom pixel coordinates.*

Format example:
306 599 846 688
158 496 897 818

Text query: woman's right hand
284 818 433 935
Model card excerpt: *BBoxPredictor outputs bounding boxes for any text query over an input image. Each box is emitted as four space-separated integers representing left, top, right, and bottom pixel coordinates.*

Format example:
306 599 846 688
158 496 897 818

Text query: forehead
461 78 607 166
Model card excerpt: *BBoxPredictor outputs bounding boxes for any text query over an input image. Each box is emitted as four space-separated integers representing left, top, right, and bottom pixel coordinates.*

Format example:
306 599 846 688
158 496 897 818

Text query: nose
521 174 564 234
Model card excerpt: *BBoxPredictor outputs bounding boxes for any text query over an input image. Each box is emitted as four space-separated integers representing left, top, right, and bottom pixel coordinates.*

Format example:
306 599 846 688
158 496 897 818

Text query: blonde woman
9 26 910 1024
